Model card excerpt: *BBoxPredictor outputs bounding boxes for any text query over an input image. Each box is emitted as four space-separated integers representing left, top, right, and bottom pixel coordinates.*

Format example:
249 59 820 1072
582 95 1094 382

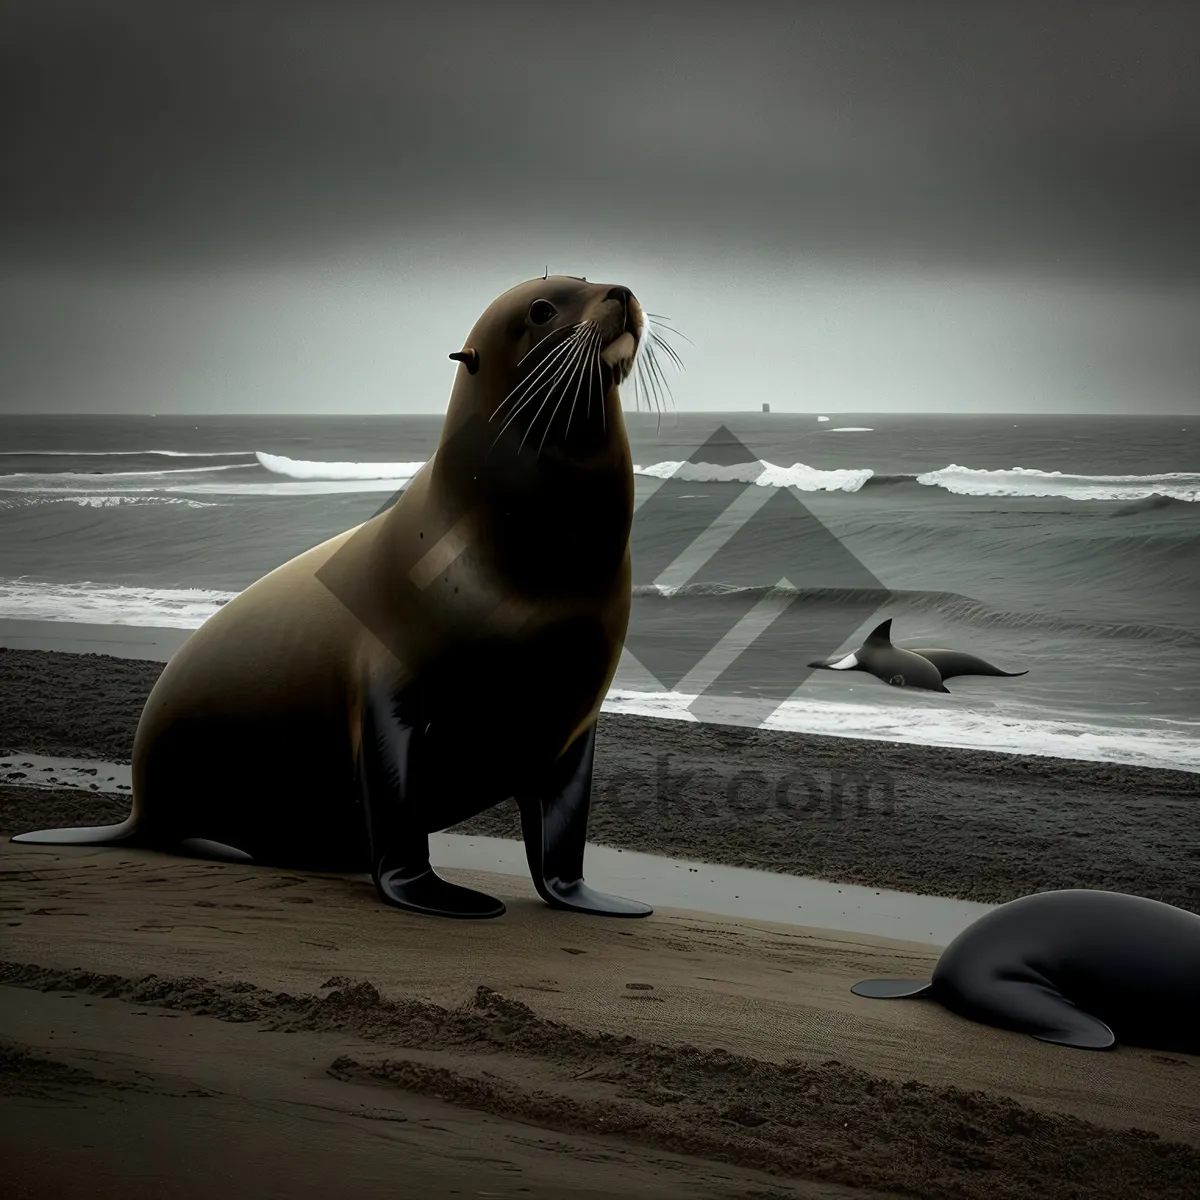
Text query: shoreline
3 617 1196 774
2 644 1197 913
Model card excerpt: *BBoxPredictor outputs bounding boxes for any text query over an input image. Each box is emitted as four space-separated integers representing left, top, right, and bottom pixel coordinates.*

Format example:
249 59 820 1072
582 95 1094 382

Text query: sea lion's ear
449 348 480 375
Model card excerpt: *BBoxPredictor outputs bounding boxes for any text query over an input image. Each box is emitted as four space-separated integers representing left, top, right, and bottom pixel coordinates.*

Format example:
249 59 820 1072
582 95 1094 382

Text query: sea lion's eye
529 300 557 325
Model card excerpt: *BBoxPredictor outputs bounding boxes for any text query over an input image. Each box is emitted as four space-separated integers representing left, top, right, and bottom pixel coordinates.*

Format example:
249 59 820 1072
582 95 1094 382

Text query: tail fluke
906 648 1028 680
11 814 142 847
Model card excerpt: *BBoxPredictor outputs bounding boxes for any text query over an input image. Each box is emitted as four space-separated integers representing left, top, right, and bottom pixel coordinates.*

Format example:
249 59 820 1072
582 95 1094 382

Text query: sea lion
851 889 1200 1053
807 619 1026 692
13 275 653 922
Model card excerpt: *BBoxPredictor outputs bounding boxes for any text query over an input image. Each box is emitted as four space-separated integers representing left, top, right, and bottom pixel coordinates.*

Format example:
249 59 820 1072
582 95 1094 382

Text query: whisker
490 338 586 451
523 328 594 454
649 319 694 347
562 326 602 446
635 333 655 414
644 342 673 415
654 344 677 405
594 333 606 435
637 352 662 429
650 331 687 371
633 350 652 415
516 321 583 369
492 338 577 424
491 328 586 424
636 340 660 412
538 328 598 454
549 328 600 451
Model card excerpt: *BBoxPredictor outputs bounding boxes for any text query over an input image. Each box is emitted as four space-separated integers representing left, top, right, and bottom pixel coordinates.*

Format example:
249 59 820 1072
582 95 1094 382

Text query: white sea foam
255 451 425 482
602 689 1200 774
170 479 405 497
250 452 876 493
916 464 1200 502
0 579 237 627
0 449 247 457
0 494 220 509
828 427 874 432
631 460 875 491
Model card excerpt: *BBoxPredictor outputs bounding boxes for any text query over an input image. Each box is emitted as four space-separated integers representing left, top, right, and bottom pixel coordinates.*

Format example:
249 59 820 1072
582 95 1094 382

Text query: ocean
1 412 1198 772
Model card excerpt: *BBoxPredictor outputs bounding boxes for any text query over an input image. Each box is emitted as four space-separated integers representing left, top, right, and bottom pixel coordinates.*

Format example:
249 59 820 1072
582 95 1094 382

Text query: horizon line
1 410 1196 420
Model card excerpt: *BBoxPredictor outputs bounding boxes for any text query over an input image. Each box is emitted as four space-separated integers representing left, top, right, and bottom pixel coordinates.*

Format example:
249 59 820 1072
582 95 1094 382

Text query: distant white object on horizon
829 427 874 432
817 415 830 422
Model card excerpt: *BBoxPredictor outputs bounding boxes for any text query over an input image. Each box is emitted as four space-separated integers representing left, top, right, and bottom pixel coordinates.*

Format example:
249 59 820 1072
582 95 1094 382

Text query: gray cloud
3 1 1198 415
3 0 1199 279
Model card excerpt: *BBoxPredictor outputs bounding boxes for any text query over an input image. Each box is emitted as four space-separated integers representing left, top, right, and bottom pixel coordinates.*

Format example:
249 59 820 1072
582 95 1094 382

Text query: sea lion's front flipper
359 684 505 919
516 725 652 918
851 979 934 999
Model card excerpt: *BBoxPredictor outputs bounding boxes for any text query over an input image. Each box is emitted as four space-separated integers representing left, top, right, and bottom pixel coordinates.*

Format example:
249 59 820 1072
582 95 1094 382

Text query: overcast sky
2 0 1199 414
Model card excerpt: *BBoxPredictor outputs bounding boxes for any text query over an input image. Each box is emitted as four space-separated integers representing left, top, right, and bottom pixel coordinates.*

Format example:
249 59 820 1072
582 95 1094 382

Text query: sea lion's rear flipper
950 978 1116 1050
516 724 652 918
11 814 141 847
851 979 934 999
1031 1020 1116 1050
359 684 505 919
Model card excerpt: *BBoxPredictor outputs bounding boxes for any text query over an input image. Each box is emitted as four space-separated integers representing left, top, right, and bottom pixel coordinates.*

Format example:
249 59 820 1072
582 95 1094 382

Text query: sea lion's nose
605 286 632 331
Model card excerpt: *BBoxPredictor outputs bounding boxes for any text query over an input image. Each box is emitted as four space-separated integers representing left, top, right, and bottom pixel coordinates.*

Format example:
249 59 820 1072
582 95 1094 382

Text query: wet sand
3 840 1200 1200
2 644 1200 1198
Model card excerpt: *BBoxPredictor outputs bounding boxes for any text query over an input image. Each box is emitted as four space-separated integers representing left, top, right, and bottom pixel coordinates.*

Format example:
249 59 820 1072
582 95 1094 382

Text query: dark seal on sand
852 888 1200 1053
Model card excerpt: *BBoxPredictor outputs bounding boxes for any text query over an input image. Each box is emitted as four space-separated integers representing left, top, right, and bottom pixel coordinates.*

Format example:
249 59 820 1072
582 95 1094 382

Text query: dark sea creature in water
808 619 1027 693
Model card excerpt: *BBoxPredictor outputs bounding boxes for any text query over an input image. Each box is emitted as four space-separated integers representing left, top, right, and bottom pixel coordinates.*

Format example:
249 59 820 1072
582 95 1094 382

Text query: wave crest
252 452 1200 502
917 464 1200 502
633 460 875 491
255 451 425 482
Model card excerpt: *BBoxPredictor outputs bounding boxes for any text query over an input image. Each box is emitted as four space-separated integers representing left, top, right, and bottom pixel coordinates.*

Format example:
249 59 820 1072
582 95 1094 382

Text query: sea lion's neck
432 440 633 595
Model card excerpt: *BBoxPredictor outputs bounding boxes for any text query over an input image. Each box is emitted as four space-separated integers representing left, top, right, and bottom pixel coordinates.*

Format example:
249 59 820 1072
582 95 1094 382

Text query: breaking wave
252 454 1200 501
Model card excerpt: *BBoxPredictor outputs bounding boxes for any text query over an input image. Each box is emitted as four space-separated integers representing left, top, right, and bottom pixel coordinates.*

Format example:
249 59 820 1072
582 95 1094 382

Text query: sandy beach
2 645 1199 1199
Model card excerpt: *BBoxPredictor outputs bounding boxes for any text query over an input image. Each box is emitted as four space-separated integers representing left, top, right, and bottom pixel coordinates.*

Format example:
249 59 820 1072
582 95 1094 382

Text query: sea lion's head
441 275 645 463
425 275 649 588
